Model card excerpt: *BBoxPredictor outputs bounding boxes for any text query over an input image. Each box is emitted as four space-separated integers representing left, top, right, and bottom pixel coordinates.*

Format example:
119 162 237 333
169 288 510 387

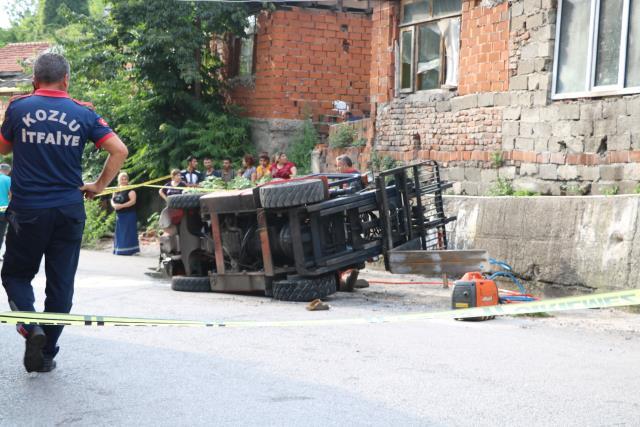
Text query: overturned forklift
159 162 487 301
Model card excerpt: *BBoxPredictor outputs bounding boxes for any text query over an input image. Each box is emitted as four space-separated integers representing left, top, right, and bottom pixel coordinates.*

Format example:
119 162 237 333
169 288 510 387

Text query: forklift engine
451 272 499 321
160 162 489 302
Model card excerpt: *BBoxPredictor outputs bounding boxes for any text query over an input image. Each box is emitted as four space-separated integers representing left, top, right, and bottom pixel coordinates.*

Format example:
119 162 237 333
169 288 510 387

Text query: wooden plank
387 249 490 277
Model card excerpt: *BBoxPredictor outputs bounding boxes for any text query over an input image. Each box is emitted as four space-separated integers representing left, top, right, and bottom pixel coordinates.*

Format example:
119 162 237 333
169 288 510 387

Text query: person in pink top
270 152 297 179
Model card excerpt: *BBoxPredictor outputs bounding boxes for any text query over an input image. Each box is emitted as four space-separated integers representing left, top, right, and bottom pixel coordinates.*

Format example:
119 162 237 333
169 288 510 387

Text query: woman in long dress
111 172 140 255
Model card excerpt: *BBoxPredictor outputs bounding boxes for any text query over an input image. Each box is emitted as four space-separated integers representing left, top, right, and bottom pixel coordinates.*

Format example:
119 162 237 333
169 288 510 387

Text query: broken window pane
594 0 623 86
627 0 640 87
402 0 429 24
417 22 441 90
401 30 414 89
556 0 591 94
433 0 461 17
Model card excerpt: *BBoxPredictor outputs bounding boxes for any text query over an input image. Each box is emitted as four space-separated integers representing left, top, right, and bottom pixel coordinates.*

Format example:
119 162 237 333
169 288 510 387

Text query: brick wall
229 7 372 121
458 0 510 94
369 1 398 107
374 92 503 179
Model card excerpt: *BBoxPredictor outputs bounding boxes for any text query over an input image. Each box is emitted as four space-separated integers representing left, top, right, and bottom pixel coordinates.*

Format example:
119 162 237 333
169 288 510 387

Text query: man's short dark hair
338 155 353 167
203 156 212 161
223 157 232 162
187 155 197 162
33 53 70 84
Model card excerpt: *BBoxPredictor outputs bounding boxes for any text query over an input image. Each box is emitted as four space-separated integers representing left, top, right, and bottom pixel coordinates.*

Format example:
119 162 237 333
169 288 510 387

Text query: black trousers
1 203 85 358
0 213 7 254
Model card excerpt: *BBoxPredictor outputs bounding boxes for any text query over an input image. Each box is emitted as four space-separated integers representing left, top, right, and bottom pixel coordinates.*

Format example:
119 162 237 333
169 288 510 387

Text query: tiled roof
0 42 51 73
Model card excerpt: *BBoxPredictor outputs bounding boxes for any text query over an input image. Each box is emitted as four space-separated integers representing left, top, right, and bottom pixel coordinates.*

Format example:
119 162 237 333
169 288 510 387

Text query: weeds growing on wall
487 177 514 196
490 151 503 168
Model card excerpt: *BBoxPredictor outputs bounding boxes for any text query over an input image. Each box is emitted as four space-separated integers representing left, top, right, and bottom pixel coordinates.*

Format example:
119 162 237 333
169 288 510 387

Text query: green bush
145 211 160 234
487 178 514 196
328 124 356 148
288 119 319 174
352 137 367 148
369 151 400 173
513 189 539 196
82 198 115 248
601 185 619 196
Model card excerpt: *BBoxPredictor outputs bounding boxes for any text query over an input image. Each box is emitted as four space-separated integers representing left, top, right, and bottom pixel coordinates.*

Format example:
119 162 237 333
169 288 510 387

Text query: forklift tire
259 179 325 208
272 274 337 302
167 193 202 209
171 276 211 292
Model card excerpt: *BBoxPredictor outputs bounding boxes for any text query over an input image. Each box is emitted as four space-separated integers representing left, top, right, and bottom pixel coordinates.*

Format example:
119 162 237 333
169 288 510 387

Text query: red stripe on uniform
0 133 12 147
95 132 115 149
34 89 70 98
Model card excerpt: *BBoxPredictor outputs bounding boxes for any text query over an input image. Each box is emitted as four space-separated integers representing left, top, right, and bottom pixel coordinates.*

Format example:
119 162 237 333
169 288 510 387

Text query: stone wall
248 118 305 156
371 0 640 195
445 194 640 294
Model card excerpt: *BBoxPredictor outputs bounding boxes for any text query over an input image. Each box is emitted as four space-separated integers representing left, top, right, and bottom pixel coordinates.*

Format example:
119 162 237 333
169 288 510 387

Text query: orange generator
451 272 499 321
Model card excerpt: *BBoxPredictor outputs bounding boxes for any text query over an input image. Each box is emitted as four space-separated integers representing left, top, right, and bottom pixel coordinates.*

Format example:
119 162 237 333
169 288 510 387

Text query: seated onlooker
256 153 271 181
181 155 203 187
336 155 359 174
159 169 186 201
271 152 297 179
203 156 217 179
239 154 257 182
220 157 235 183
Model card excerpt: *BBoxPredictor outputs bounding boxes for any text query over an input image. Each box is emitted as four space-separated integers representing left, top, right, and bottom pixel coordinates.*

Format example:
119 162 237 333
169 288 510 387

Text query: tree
56 0 252 179
0 0 45 46
40 0 89 28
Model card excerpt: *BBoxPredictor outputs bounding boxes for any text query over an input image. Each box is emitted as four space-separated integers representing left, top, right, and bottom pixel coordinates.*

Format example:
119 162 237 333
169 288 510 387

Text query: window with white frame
399 0 462 93
553 0 640 99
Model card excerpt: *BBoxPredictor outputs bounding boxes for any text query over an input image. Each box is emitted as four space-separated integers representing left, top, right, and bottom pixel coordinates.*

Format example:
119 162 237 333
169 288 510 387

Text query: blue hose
489 271 526 294
489 258 512 272
488 258 537 302
499 295 536 303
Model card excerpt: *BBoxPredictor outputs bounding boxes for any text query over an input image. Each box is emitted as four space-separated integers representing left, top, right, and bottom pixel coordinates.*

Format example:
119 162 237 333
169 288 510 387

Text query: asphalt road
1 249 639 426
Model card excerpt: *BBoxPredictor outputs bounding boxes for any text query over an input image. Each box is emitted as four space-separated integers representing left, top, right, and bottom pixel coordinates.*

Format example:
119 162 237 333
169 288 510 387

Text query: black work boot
37 356 57 373
23 326 47 373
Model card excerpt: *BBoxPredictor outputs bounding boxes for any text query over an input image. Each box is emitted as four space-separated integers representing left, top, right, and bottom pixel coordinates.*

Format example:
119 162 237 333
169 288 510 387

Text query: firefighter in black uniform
0 53 128 372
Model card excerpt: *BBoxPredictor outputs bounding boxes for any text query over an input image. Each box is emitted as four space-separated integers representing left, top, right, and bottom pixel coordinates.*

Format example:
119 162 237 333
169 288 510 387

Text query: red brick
537 152 551 163
522 151 537 163
584 153 600 165
608 151 629 163
630 151 640 162
566 153 584 165
550 153 566 164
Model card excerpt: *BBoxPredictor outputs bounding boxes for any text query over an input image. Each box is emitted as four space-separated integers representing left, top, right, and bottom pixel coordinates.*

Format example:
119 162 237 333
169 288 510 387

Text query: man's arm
80 135 128 198
0 138 11 155
0 108 13 155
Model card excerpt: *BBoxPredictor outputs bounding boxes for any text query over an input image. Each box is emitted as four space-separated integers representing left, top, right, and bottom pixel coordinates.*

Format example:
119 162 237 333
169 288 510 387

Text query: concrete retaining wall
444 195 640 295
